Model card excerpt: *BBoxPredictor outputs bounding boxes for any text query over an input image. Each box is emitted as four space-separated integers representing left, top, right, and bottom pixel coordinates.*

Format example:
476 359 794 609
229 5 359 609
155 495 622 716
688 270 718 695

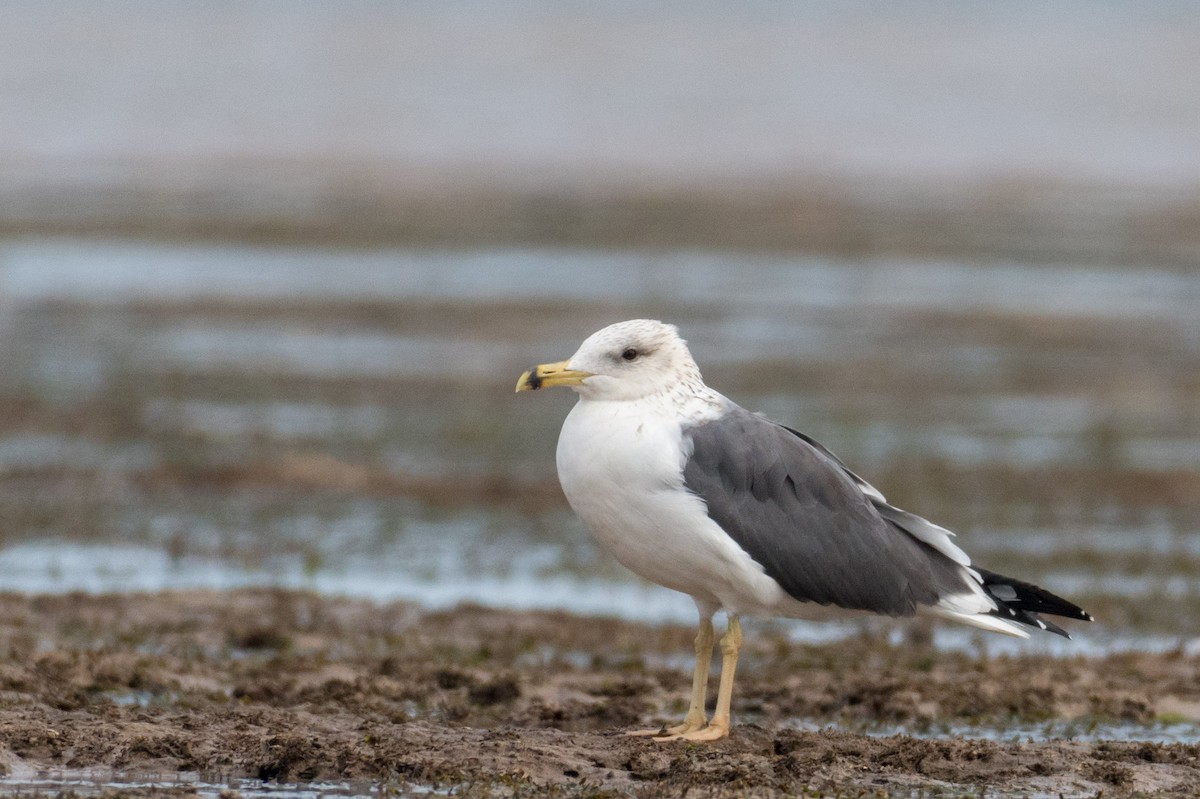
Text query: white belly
555 398 787 616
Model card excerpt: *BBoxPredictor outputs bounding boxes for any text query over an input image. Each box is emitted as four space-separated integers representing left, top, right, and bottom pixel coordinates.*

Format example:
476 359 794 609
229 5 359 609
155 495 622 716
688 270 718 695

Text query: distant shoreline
3 158 1198 265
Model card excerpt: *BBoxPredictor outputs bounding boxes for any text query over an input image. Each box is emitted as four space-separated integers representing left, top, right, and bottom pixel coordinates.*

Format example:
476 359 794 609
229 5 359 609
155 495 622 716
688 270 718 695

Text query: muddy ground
0 589 1197 798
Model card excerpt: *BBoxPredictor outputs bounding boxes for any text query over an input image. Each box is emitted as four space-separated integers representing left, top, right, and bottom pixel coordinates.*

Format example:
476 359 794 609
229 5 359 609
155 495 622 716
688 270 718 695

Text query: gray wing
682 407 971 616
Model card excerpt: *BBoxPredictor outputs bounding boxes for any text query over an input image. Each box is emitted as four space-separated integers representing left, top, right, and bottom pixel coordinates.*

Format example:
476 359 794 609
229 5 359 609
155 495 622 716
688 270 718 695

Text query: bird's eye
621 347 639 361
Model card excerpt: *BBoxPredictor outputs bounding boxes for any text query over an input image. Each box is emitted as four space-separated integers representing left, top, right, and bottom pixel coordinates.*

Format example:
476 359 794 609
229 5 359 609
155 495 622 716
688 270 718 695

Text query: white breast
556 396 787 615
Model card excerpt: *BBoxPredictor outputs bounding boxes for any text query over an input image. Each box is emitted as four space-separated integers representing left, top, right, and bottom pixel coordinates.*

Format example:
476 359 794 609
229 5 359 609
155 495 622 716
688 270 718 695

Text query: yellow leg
627 616 714 737
656 615 742 742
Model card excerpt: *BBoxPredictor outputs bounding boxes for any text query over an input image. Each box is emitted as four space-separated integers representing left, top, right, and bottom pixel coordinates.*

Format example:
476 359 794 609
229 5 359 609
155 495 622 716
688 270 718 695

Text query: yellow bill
515 360 593 392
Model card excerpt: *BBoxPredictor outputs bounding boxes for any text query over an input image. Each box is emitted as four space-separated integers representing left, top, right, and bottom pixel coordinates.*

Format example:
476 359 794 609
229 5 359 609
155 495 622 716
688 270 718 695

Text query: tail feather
975 567 1094 638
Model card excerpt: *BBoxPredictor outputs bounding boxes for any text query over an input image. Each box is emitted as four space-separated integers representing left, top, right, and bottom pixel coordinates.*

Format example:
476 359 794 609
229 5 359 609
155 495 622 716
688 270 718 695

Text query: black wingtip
975 567 1092 637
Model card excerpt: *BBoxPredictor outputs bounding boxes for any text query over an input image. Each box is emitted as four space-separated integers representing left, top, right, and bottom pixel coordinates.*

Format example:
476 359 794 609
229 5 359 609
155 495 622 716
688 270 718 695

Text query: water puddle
787 718 1200 746
0 765 432 798
0 238 1196 646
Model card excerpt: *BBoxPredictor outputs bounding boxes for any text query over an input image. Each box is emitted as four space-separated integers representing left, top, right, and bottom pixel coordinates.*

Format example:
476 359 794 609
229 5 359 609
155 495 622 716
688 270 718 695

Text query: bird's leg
660 615 742 742
626 616 714 737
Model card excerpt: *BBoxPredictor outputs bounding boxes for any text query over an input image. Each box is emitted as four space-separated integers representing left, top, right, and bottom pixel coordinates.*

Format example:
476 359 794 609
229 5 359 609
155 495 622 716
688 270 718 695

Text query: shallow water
0 238 1197 649
0 768 418 799
789 719 1200 747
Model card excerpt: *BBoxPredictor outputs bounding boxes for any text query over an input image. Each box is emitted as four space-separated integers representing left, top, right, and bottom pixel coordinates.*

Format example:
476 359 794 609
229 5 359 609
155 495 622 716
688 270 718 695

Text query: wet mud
0 590 1197 797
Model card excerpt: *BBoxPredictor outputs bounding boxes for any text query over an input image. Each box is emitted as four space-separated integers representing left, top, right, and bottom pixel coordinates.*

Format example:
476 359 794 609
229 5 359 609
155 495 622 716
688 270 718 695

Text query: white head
516 319 704 401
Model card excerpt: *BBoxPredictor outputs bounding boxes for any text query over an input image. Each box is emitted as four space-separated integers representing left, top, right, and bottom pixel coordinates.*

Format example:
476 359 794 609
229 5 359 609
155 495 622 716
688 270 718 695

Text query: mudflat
0 589 1196 798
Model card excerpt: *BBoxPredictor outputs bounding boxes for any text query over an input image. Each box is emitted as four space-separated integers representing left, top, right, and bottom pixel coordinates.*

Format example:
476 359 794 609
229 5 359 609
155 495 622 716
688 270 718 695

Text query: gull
516 319 1092 742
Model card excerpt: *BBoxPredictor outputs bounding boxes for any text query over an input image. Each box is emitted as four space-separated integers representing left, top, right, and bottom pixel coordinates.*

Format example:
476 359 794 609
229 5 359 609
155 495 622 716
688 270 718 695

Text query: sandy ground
0 589 1197 798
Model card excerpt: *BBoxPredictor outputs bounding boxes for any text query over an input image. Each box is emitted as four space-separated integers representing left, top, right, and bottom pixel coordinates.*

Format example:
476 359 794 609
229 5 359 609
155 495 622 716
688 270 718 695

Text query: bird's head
516 319 702 401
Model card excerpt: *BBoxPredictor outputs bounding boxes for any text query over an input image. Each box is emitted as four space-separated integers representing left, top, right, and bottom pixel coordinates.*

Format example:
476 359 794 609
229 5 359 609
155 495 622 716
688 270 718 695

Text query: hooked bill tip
516 367 542 392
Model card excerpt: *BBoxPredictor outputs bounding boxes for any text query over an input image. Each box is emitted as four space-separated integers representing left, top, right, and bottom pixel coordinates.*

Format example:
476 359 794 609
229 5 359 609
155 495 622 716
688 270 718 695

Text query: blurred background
0 1 1197 651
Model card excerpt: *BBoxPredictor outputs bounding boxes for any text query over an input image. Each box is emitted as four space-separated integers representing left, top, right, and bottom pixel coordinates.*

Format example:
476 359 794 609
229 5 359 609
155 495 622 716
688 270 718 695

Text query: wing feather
682 408 974 616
